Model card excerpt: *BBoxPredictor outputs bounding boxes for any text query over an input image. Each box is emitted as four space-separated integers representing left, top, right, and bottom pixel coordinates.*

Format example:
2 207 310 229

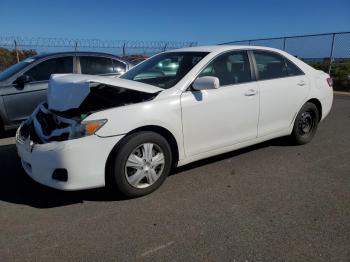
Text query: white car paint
257 74 310 136
16 45 333 191
180 81 259 156
17 133 122 190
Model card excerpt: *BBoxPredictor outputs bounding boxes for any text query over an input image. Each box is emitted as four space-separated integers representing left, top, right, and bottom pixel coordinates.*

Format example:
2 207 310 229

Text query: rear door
2 56 73 124
252 50 309 137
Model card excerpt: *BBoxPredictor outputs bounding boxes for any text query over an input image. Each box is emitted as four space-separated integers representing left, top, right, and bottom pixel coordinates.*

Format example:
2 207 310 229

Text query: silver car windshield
120 52 208 89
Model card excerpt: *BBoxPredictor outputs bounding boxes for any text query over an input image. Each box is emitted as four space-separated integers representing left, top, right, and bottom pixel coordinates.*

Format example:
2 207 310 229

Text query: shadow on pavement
0 136 295 209
0 143 127 209
0 130 16 139
173 137 295 174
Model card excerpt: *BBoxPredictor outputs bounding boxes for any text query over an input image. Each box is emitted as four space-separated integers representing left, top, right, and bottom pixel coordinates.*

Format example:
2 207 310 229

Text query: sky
0 0 349 44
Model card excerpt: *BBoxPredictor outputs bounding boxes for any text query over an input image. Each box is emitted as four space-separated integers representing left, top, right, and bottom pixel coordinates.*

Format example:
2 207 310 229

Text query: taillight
326 77 333 87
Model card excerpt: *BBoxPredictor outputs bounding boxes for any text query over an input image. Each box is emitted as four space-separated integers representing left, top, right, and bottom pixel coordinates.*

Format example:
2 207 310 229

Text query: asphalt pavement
0 96 349 261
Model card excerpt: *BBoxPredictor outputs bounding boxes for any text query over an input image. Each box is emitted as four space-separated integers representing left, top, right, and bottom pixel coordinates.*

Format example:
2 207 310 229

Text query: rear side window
25 56 73 81
285 59 304 77
199 51 252 86
253 51 303 80
80 56 125 75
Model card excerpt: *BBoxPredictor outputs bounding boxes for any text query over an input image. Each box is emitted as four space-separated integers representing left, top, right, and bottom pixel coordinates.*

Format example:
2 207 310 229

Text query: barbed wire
0 36 197 49
220 31 350 45
219 31 350 91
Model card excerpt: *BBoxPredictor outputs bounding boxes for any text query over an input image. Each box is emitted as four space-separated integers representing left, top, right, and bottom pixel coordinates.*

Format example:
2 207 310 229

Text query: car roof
30 51 127 61
170 45 283 53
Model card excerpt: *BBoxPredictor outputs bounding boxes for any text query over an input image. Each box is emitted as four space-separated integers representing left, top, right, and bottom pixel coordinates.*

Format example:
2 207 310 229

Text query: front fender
86 95 184 159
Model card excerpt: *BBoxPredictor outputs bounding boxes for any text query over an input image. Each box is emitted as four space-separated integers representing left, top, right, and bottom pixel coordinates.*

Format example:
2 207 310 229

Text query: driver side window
199 51 252 86
25 56 73 82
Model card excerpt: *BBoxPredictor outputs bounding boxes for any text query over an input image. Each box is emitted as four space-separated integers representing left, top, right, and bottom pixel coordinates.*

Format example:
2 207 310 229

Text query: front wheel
110 131 172 197
291 102 320 145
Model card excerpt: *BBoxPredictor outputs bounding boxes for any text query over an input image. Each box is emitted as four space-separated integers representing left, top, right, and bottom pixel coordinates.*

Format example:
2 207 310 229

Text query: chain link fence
0 36 197 56
1 33 349 91
0 36 197 70
221 32 350 92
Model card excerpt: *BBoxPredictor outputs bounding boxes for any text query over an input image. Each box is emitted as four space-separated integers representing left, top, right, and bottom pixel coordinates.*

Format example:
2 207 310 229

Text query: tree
0 47 37 71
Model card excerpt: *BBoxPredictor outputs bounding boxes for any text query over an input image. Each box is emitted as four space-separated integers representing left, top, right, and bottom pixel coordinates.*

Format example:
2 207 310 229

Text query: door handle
298 80 306 86
245 89 257 96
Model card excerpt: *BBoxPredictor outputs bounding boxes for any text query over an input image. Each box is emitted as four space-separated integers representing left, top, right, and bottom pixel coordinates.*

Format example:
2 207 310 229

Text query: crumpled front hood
48 74 163 112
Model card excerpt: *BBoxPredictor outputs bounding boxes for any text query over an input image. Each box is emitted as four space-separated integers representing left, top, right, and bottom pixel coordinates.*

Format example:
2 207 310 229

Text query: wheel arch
104 125 180 186
306 98 322 121
126 125 179 166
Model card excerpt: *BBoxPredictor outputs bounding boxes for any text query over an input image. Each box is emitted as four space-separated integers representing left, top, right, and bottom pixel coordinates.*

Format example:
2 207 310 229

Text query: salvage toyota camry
16 46 333 197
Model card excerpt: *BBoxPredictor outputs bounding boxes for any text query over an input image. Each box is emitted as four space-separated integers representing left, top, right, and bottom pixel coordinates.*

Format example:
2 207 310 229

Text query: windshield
0 58 36 81
120 52 208 89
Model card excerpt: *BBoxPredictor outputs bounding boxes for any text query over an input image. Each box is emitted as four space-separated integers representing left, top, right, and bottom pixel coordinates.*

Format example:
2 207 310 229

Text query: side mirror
14 75 31 88
192 76 220 91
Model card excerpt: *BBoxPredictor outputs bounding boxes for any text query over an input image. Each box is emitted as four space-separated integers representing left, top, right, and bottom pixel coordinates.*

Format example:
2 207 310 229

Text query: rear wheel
291 102 320 144
110 131 172 197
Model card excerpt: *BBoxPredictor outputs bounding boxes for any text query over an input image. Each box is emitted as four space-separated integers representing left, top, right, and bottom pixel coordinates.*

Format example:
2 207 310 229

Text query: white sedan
16 45 333 197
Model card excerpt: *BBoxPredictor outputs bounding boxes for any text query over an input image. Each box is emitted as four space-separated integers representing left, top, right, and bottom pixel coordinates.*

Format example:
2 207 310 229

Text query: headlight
71 119 107 139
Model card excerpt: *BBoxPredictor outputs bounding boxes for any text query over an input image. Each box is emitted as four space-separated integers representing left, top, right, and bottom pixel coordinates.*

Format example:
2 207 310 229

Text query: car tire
291 102 320 145
110 131 172 197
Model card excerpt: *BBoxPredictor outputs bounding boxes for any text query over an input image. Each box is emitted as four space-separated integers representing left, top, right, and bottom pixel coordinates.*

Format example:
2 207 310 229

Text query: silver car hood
48 74 162 112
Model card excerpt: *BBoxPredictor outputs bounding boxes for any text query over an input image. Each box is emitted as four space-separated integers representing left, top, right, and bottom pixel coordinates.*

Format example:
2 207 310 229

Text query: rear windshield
121 52 209 89
0 58 35 81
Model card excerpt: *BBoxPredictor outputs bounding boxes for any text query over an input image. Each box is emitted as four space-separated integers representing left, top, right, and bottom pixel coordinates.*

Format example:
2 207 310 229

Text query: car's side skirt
177 127 292 167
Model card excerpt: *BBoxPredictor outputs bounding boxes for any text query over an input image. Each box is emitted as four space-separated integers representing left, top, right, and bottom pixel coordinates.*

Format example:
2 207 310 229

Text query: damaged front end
19 103 108 144
18 74 161 144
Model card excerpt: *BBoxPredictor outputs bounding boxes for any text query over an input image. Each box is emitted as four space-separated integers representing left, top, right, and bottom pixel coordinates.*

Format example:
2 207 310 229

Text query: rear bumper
16 132 124 191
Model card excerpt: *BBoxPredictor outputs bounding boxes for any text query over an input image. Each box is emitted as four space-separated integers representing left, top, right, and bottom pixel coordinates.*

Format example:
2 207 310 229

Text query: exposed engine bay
54 83 159 118
19 83 159 144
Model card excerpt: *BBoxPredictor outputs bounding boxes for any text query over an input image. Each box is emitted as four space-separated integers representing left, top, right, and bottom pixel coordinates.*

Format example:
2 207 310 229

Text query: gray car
0 52 133 132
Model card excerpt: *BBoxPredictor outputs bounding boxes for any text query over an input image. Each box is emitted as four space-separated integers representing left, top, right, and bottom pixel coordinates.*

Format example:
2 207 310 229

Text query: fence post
163 43 168 52
14 40 19 63
328 33 336 75
248 40 251 46
283 37 286 50
122 42 126 57
74 41 78 52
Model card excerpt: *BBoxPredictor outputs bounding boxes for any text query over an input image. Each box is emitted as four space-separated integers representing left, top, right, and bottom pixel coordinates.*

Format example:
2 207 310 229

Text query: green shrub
306 59 350 92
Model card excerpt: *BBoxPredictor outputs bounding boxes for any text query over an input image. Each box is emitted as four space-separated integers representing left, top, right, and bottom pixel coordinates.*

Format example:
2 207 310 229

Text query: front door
181 50 259 157
2 56 74 124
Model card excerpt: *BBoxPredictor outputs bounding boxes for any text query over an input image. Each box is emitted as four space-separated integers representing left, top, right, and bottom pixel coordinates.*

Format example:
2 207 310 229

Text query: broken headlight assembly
25 103 109 143
71 119 108 139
